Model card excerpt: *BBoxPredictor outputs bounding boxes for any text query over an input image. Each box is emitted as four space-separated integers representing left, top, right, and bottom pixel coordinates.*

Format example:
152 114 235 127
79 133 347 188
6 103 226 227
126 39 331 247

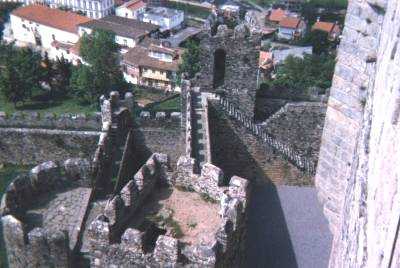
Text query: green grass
0 94 98 116
150 96 181 112
0 164 33 268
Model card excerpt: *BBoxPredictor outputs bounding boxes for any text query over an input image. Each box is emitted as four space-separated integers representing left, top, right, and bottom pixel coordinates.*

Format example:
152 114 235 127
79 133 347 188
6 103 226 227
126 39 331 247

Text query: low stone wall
208 102 311 186
1 159 91 268
101 153 169 239
216 96 316 175
262 102 327 163
0 128 100 165
0 111 101 130
87 154 250 267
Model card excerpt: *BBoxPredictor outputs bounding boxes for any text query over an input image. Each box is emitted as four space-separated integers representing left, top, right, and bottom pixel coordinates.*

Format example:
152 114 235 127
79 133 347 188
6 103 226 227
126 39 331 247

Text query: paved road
245 183 332 268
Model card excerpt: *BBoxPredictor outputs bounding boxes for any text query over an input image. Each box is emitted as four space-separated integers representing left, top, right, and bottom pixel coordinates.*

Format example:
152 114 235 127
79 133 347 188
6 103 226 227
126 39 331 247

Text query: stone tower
316 0 400 266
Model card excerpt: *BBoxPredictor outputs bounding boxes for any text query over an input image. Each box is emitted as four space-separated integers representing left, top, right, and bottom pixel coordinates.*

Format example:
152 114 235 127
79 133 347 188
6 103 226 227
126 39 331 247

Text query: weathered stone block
156 112 166 120
29 161 60 193
153 235 179 264
63 158 91 184
201 163 224 186
121 228 144 253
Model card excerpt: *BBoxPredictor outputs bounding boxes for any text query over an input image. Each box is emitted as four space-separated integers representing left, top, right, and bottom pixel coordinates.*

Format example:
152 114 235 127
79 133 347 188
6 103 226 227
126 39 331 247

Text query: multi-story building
9 4 91 63
0 0 114 19
141 7 184 33
122 40 182 91
115 0 146 19
277 16 306 40
312 19 341 41
78 15 159 50
48 0 114 19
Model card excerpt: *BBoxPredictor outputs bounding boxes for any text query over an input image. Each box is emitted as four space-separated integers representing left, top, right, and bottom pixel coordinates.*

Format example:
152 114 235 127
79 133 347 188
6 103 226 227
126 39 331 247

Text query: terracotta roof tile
12 5 92 34
312 21 336 33
279 17 301 29
125 0 146 10
268 8 287 23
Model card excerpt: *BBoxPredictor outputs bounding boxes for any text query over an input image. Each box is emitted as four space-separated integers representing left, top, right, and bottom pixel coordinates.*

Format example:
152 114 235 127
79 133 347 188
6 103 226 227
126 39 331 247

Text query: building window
123 39 127 46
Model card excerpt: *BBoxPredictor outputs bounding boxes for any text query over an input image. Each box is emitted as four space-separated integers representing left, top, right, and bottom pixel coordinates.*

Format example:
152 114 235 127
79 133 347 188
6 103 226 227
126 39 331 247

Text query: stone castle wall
315 0 385 239
262 102 327 163
0 128 100 165
1 159 92 267
193 26 261 119
0 111 101 130
316 0 400 266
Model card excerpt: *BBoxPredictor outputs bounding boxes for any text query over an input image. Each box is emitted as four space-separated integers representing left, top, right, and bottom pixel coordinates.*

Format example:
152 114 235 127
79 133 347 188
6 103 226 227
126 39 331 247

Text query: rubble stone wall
0 128 100 165
133 112 183 169
1 159 91 268
0 111 102 130
88 155 250 267
193 29 261 119
101 154 169 239
262 102 327 163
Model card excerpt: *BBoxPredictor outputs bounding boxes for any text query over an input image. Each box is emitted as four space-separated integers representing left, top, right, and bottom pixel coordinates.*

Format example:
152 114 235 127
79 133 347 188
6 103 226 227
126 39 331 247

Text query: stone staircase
191 92 210 171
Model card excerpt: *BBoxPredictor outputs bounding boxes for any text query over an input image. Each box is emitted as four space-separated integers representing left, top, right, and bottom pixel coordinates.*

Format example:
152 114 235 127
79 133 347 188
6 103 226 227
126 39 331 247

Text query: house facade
0 0 114 18
78 15 159 50
122 41 182 91
277 17 306 40
115 0 146 19
9 5 91 63
141 7 184 32
312 20 341 41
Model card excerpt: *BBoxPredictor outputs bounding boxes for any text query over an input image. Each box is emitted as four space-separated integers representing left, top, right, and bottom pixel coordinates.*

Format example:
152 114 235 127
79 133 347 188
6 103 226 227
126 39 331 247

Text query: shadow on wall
208 106 297 267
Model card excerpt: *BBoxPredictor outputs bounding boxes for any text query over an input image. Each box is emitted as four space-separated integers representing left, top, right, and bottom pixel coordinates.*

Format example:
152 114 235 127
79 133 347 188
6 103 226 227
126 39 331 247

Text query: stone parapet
86 154 250 267
0 159 92 267
0 111 101 130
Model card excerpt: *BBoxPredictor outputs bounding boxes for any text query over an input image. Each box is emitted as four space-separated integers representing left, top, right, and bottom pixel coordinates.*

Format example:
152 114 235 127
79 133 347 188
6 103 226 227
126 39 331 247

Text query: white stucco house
0 0 114 18
141 7 184 32
115 0 146 20
277 16 306 40
9 4 91 63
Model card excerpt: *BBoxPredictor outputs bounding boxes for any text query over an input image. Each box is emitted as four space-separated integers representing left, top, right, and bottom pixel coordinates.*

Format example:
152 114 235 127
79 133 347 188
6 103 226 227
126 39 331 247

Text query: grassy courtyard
0 94 98 116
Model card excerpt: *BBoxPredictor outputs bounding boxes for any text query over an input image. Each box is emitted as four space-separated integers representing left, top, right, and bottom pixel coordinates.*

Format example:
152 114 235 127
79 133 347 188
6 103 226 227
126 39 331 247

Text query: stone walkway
25 187 92 251
191 92 210 170
245 183 332 268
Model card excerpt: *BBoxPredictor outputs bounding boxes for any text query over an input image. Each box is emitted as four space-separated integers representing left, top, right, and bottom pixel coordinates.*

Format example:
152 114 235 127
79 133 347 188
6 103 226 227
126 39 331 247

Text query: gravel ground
245 182 332 268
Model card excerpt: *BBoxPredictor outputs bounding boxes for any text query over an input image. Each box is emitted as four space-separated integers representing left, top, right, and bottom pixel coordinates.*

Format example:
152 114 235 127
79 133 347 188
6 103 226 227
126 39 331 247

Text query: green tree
41 52 54 92
270 54 335 93
0 46 43 107
178 40 201 79
70 65 97 103
71 29 128 103
53 55 72 97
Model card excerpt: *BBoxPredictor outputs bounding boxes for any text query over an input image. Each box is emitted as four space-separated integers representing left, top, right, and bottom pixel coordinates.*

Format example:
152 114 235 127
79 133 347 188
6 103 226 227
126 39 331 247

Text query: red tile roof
312 21 337 33
268 8 287 23
126 0 146 10
12 5 92 34
279 17 301 29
